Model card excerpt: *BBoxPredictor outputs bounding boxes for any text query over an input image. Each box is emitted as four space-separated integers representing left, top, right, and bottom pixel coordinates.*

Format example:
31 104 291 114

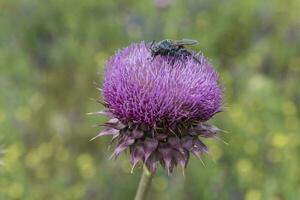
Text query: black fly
149 39 201 63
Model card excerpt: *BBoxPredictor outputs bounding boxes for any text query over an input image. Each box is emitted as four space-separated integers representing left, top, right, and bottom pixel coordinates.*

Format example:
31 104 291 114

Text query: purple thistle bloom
93 42 223 174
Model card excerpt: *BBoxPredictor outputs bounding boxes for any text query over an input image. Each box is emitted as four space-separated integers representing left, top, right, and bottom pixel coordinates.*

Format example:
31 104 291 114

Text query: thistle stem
134 167 154 200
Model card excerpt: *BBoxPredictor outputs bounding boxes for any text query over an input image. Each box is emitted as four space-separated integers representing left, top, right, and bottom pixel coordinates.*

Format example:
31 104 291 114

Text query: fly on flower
149 39 201 63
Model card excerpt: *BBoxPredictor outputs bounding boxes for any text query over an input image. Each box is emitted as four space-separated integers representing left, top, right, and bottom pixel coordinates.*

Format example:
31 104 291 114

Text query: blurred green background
0 0 299 199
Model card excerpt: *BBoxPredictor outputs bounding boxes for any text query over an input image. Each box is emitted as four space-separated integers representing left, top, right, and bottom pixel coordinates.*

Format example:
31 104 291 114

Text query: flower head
93 42 223 174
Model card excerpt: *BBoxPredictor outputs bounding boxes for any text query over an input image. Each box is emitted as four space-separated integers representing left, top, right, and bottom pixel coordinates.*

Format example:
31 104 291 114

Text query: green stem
134 167 154 200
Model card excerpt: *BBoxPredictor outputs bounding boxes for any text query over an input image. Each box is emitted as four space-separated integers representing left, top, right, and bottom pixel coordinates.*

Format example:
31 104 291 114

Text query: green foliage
0 0 299 199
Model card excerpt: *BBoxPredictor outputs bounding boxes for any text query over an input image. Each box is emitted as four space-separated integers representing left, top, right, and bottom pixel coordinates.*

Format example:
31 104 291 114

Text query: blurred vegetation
0 0 300 199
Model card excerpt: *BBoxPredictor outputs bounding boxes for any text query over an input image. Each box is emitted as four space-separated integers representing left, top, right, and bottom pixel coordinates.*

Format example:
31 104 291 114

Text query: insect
149 39 199 61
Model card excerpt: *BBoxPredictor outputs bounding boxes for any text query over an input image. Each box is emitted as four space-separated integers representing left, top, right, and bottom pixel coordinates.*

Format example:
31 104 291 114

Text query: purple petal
103 118 126 130
145 152 158 173
131 129 144 139
193 138 208 153
191 138 208 159
191 123 220 138
87 110 113 117
156 133 168 140
143 138 158 162
98 110 114 117
173 149 189 169
139 124 150 132
168 137 185 154
158 144 173 175
110 133 121 144
90 128 119 141
130 143 144 172
168 137 181 149
181 136 194 150
110 137 135 159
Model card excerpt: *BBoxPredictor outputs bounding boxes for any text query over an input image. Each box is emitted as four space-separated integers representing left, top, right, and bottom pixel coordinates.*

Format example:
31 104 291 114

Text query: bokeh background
1 0 300 199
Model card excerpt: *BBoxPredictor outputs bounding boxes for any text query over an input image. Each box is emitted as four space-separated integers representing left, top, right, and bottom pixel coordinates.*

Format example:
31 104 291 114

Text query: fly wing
172 39 198 46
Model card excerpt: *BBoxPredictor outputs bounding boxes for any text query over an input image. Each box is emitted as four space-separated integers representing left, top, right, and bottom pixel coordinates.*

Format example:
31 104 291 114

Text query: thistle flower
93 42 223 174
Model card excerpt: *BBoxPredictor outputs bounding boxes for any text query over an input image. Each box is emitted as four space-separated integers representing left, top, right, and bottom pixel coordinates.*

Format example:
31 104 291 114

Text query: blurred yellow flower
272 134 289 148
7 182 24 199
236 159 252 176
245 189 261 200
77 153 96 179
248 75 268 92
3 143 23 172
